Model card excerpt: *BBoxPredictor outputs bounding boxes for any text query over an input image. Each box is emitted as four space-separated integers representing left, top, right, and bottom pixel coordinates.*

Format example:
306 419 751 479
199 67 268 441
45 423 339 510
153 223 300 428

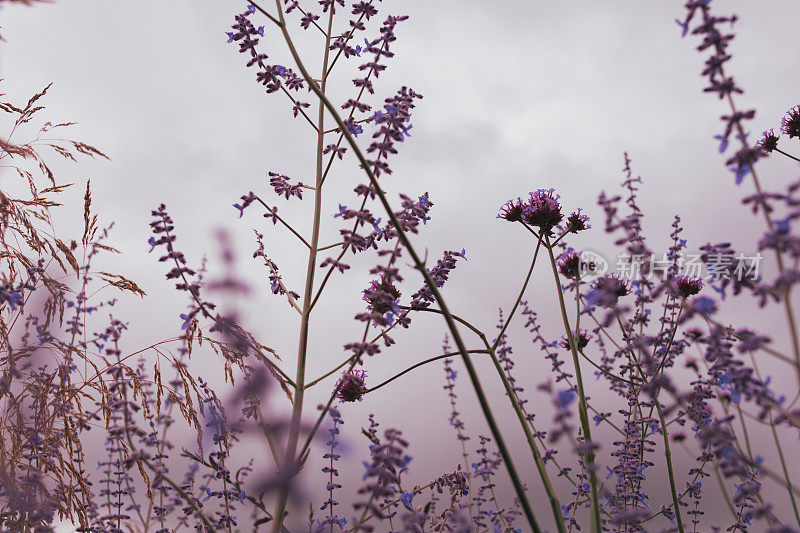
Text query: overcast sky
3 1 800 530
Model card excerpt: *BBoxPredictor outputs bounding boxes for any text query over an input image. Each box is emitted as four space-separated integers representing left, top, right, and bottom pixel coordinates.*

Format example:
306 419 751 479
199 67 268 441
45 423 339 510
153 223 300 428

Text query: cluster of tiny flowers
499 189 590 239
336 369 367 402
560 329 592 352
362 276 401 317
757 128 780 153
586 274 630 309
557 251 582 280
781 105 800 139
566 209 591 233
757 105 800 163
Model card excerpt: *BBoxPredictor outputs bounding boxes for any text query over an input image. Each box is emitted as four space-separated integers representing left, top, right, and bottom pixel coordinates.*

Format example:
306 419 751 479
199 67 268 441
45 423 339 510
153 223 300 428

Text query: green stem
490 239 542 351
270 3 541 529
270 6 334 530
544 237 602 532
655 401 685 533
266 0 541 533
482 332 568 533
768 406 800 527
712 462 738 519
748 352 800 527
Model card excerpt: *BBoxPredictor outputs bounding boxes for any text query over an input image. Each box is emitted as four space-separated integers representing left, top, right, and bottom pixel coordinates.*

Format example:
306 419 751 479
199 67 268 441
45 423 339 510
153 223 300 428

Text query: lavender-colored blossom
781 105 800 138
363 276 401 315
757 129 779 153
497 197 525 222
336 370 367 402
522 188 563 235
566 209 591 233
560 329 592 352
674 275 704 298
586 274 630 308
557 251 584 282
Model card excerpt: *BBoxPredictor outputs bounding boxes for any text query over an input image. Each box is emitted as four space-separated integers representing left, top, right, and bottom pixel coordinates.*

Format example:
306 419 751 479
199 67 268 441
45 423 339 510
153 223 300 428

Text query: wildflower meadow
2 1 800 531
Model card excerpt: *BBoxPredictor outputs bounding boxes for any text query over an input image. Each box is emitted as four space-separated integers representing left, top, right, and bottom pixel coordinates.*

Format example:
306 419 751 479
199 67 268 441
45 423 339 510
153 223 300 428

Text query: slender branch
272 11 542 530
365 349 488 393
270 4 335 530
253 197 311 249
544 237 602 532
656 401 686 533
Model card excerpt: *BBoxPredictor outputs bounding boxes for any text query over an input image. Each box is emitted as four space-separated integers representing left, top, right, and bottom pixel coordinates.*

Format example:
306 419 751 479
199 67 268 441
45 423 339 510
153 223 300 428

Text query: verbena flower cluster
2 1 800 532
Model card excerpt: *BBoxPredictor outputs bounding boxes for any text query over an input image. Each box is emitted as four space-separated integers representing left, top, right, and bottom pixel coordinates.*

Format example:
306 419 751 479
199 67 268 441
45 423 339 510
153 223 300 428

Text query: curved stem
365 349 488 393
491 238 542 351
270 4 542 530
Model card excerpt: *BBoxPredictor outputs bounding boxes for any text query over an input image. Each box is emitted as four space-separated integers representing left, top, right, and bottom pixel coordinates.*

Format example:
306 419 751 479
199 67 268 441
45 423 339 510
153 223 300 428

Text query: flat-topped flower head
587 274 630 308
363 277 401 315
757 129 779 153
497 197 525 222
674 275 703 298
566 209 590 233
781 105 800 139
522 188 563 235
558 251 582 280
336 369 367 402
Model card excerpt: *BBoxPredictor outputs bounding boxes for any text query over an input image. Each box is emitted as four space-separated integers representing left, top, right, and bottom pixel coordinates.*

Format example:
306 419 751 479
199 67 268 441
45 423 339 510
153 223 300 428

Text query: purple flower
781 105 800 138
346 121 363 136
586 274 630 308
566 209 590 233
560 329 592 351
557 251 582 280
498 197 525 222
400 491 414 510
336 370 367 402
756 129 779 153
179 313 192 330
556 389 576 412
363 277 401 315
522 188 563 235
0 287 23 310
268 172 304 200
233 191 257 217
674 275 704 298
300 12 320 29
